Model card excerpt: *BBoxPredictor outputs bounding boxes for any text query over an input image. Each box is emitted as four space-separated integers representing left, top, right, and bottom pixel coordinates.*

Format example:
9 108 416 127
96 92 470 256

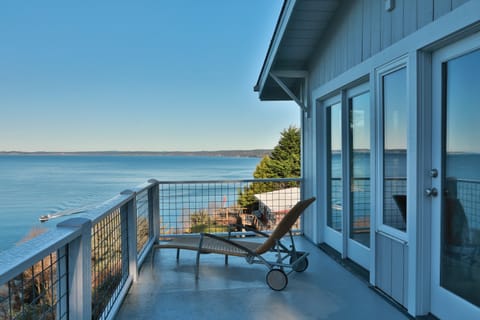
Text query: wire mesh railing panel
136 190 150 256
0 250 68 320
158 179 302 236
91 207 128 320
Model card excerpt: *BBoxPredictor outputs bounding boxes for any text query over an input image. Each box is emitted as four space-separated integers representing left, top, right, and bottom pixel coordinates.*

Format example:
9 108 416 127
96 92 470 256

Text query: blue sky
0 0 299 152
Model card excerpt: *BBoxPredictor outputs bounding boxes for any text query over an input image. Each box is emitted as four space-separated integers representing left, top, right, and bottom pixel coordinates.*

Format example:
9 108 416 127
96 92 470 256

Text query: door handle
425 187 438 197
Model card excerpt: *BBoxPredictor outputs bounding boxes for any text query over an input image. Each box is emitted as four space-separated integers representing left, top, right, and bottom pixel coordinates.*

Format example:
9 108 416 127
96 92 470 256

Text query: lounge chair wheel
266 269 288 291
290 255 309 273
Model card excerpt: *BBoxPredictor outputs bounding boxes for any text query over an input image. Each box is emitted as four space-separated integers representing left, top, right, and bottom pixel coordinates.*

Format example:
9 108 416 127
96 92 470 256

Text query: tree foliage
239 126 300 208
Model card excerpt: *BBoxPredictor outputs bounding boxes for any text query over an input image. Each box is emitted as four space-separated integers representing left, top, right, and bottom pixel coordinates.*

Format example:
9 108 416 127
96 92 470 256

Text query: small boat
39 207 89 222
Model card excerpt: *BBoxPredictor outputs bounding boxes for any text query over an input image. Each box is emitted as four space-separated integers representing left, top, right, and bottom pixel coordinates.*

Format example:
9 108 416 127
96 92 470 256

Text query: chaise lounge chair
151 197 315 291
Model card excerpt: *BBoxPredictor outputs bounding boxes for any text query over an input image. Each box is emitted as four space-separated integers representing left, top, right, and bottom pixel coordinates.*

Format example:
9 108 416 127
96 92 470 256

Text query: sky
0 0 299 152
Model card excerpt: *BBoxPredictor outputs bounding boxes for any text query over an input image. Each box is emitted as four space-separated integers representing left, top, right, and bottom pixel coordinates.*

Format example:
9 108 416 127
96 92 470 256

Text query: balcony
0 179 408 320
117 236 407 320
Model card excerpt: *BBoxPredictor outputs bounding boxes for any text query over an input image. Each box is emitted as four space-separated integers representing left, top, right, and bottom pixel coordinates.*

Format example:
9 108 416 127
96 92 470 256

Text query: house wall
301 0 469 240
299 0 478 316
308 0 469 89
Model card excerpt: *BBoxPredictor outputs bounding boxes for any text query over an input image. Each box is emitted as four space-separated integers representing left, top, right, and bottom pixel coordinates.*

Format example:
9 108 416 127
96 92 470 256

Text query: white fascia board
256 0 297 96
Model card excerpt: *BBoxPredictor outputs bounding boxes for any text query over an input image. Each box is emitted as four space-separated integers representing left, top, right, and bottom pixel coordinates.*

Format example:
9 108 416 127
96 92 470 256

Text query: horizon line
0 149 272 153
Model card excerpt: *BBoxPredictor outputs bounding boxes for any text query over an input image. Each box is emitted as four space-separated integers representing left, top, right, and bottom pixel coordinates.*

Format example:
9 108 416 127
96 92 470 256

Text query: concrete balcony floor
116 237 409 320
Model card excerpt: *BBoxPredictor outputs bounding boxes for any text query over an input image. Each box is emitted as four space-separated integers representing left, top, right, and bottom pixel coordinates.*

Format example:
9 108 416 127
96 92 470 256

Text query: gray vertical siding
375 233 409 307
434 0 452 19
417 0 434 29
452 0 469 9
403 0 418 37
370 0 382 56
376 234 392 294
309 0 468 89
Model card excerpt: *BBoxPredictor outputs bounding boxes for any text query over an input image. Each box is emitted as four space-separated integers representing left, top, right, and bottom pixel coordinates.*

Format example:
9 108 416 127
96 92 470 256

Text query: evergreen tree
239 126 300 207
268 126 301 178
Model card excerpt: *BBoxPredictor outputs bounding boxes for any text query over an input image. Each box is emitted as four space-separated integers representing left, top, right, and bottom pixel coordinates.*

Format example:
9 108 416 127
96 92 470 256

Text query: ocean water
0 155 260 252
2 152 479 253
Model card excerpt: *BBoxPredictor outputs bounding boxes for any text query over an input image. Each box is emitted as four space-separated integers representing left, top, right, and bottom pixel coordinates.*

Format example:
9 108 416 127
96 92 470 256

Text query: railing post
57 245 68 319
57 217 92 320
148 179 160 241
121 190 138 282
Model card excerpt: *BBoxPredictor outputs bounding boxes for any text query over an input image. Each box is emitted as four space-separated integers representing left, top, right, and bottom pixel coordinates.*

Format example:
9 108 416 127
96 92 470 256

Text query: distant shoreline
0 150 272 158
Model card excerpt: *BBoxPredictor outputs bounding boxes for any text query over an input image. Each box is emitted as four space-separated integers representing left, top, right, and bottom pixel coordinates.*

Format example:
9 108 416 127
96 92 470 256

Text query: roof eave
254 0 297 98
254 0 340 102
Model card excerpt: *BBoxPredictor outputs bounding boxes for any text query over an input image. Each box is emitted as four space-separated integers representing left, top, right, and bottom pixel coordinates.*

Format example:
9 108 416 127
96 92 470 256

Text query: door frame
374 56 409 243
318 83 372 270
345 83 371 270
321 94 343 253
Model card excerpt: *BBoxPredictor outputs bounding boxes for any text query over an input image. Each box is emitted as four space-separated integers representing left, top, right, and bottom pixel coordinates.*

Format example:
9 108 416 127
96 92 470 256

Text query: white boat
39 207 88 222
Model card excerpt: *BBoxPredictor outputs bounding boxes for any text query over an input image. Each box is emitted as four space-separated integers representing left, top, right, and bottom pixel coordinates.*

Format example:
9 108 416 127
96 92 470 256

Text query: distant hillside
0 150 272 158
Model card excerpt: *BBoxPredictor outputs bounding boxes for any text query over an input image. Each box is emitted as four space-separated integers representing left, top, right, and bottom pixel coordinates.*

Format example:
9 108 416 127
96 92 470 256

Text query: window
326 102 342 232
382 66 407 232
349 91 371 247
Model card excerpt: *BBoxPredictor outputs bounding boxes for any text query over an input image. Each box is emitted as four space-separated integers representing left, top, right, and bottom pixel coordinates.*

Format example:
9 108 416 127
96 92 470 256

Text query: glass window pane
383 67 407 231
350 92 370 247
441 48 480 307
327 102 342 231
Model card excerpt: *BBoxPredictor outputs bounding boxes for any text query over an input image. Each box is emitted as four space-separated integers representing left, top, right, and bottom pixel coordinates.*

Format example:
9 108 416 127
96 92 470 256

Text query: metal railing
0 247 69 320
157 178 301 236
0 180 159 320
0 178 301 320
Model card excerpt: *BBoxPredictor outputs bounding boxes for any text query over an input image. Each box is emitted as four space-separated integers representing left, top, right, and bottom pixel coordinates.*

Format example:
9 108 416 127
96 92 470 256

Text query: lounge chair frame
151 197 315 291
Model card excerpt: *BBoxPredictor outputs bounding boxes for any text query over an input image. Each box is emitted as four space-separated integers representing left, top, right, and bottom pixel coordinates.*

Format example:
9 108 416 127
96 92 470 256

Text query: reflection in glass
441 48 480 307
350 92 370 247
327 103 342 231
382 68 407 231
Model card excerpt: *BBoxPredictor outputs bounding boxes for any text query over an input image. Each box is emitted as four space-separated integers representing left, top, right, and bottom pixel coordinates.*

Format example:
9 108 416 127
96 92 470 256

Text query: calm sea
0 155 260 252
2 152 478 253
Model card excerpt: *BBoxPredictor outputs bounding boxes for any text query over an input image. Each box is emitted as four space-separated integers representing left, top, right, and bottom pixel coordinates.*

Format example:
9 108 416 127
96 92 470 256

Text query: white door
346 86 370 269
430 33 480 319
322 87 371 269
324 96 343 253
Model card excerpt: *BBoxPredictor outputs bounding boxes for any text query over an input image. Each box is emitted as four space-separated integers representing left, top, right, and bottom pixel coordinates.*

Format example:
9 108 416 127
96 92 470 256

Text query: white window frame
345 83 372 269
375 55 409 242
319 94 343 252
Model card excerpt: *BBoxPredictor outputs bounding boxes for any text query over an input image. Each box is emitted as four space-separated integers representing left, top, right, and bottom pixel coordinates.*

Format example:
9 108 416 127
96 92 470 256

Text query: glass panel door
327 102 343 233
349 91 371 248
346 88 371 270
441 48 480 307
431 36 480 319
382 68 407 233
323 99 343 253
322 87 371 268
